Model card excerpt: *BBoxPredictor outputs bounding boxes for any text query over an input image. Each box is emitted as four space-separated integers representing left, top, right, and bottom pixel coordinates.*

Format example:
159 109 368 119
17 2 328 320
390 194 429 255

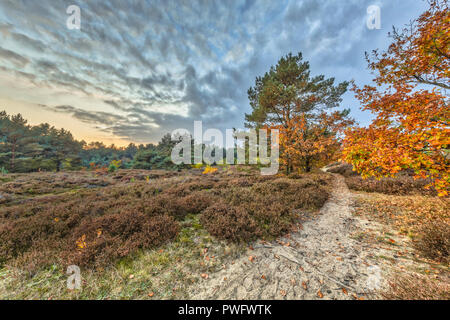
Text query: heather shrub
177 191 214 215
145 191 214 220
0 184 180 271
345 176 437 196
217 177 331 240
413 219 450 264
0 169 333 271
200 203 259 242
165 180 216 196
67 211 178 268
326 162 357 177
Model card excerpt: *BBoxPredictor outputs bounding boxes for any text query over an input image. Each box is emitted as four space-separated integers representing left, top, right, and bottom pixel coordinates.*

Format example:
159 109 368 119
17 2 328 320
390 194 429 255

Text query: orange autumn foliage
343 0 449 196
269 111 354 173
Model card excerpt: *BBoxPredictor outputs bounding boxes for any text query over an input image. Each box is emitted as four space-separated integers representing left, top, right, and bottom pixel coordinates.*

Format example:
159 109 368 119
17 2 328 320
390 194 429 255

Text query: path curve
190 174 384 300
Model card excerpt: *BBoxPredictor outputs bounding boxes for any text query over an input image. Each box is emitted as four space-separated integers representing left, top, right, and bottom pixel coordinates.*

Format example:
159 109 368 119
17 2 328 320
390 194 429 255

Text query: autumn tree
342 0 449 196
245 52 351 173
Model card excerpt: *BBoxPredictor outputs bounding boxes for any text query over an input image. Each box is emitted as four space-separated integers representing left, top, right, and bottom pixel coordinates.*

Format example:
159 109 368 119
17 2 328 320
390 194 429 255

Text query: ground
0 168 448 300
190 174 435 300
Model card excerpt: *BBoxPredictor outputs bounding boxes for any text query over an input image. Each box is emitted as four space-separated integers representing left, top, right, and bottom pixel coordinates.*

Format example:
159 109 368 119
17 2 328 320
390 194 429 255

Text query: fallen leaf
280 290 287 296
261 275 266 280
148 292 154 297
302 282 307 290
129 274 134 279
249 256 256 263
342 288 348 295
201 273 209 279
317 290 324 298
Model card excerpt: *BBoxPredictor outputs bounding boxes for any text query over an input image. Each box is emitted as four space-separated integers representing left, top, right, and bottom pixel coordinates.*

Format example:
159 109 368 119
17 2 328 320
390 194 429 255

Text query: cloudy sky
0 0 428 146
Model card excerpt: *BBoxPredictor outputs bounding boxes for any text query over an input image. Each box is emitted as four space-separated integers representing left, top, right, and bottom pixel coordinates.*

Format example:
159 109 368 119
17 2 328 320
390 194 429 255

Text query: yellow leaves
202 165 218 174
76 234 87 250
192 163 203 169
53 217 59 222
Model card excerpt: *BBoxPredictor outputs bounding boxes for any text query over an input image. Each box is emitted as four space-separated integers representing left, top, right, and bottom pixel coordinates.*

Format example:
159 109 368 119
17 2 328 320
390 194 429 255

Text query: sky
0 0 429 146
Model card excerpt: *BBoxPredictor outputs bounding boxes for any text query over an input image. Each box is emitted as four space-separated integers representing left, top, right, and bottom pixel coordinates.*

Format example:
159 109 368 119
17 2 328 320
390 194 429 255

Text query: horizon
0 0 429 147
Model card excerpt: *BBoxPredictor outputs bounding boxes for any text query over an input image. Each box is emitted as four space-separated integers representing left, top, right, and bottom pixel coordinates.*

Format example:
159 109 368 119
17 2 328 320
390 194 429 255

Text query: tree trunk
305 157 311 173
10 141 16 172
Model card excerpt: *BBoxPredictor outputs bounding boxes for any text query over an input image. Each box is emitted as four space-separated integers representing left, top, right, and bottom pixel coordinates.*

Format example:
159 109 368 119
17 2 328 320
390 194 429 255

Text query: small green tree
0 112 30 172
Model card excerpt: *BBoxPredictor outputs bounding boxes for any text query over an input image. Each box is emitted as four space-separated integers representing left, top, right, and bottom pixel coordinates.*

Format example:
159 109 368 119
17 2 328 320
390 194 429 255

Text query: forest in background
0 111 189 173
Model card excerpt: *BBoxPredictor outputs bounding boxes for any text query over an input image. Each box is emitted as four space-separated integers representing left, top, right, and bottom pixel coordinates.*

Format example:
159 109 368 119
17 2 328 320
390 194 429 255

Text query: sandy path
190 174 385 300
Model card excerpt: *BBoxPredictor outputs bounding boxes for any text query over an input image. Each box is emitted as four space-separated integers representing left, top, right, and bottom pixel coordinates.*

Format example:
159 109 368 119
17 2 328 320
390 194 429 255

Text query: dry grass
381 273 450 300
353 192 449 300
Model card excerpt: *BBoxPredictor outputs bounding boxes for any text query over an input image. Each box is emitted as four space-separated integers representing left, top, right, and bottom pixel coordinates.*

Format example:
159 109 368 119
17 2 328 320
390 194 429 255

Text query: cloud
0 0 429 142
0 47 29 68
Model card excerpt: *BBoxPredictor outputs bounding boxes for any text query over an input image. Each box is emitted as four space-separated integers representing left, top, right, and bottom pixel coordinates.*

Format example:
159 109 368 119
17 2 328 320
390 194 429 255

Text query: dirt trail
190 174 386 300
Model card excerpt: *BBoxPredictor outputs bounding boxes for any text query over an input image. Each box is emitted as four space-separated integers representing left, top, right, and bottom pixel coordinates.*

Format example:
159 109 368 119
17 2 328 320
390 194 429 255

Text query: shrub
108 160 122 173
66 212 178 268
345 176 437 196
413 219 450 264
146 192 214 220
219 176 331 240
0 183 180 271
0 169 333 272
326 162 357 177
200 203 259 242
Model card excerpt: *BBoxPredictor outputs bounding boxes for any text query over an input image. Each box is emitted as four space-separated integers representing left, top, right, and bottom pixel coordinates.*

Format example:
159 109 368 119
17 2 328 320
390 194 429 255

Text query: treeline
0 111 183 173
